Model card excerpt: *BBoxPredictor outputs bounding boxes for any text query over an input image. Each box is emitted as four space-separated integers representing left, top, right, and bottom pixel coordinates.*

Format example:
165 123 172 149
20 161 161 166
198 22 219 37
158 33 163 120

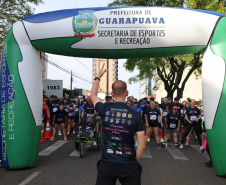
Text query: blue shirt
132 107 141 113
140 103 146 108
79 105 84 119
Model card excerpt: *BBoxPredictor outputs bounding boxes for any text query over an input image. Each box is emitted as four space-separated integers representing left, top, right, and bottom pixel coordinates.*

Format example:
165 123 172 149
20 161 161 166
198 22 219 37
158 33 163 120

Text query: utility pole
107 59 109 95
70 70 73 90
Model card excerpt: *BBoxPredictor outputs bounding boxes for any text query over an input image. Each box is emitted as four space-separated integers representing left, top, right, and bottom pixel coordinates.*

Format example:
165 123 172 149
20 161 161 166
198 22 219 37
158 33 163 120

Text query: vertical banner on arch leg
203 17 226 176
0 22 42 169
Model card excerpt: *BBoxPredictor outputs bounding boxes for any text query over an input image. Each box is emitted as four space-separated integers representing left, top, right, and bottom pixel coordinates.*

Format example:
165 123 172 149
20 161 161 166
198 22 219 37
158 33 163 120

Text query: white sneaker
93 141 97 146
58 131 62 136
180 144 183 149
200 146 203 150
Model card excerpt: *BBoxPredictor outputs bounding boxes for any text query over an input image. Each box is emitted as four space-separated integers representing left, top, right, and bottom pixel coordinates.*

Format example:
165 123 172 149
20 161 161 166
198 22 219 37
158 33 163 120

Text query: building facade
155 67 202 104
92 58 118 96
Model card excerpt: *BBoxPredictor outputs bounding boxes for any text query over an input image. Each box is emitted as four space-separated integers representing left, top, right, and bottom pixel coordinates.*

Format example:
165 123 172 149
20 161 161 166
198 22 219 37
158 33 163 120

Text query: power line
73 57 108 92
41 56 92 84
64 0 70 8
74 57 92 71
58 0 65 9
72 0 78 8
47 55 88 77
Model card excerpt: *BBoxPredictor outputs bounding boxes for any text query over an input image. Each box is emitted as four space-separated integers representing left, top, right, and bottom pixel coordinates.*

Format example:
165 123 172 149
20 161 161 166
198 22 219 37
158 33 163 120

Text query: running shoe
175 144 179 149
160 138 164 142
135 142 138 147
67 131 70 135
157 144 161 149
185 141 189 146
58 131 62 136
206 162 213 168
201 149 206 154
199 146 203 150
179 144 183 149
50 137 54 141
64 137 67 141
147 138 150 142
205 161 212 166
93 141 97 146
167 139 171 142
161 142 166 149
73 131 76 134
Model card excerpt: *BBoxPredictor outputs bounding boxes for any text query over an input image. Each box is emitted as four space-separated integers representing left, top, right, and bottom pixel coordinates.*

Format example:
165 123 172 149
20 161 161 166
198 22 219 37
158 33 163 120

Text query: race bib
53 107 58 112
170 123 176 128
150 115 157 120
69 112 74 117
190 116 197 121
58 118 63 122
163 111 167 117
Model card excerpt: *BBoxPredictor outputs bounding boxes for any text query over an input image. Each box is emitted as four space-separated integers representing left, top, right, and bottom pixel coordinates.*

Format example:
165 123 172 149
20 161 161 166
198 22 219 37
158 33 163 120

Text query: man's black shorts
148 121 159 128
96 160 142 185
74 116 79 123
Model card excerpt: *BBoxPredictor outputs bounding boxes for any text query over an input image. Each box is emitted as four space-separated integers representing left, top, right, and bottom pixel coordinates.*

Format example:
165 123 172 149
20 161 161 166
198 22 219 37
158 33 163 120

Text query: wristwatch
94 77 100 81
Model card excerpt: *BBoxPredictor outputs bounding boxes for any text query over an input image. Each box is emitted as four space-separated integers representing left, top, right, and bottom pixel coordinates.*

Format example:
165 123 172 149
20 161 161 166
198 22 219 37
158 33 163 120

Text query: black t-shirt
66 99 71 105
49 101 60 115
166 112 180 129
95 102 144 163
141 105 149 118
84 103 95 116
169 102 183 115
54 110 67 123
186 107 201 123
62 103 69 113
145 107 160 124
181 106 187 118
160 103 169 117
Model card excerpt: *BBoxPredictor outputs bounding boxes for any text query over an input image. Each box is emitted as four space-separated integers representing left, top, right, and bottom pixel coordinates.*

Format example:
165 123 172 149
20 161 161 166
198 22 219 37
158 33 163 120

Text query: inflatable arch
1 7 226 175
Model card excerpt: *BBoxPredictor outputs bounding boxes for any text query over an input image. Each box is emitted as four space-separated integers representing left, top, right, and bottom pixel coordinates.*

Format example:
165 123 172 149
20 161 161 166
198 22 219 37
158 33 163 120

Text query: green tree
0 0 43 45
109 0 226 98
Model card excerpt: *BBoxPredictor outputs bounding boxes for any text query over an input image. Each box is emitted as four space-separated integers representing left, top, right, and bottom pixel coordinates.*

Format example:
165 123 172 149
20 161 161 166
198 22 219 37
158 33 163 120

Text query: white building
155 67 202 104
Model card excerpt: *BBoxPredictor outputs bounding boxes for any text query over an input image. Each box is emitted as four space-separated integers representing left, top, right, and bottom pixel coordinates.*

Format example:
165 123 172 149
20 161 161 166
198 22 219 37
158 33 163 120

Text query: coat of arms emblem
72 10 98 38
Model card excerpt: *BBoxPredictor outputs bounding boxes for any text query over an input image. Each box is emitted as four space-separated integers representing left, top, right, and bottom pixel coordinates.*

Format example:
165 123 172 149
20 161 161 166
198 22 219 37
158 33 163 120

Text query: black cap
174 97 179 100
143 98 147 101
105 96 112 100
50 95 55 98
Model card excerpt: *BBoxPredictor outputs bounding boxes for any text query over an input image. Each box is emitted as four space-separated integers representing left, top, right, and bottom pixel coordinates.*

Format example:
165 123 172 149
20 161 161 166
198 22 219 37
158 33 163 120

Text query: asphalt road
1 134 226 185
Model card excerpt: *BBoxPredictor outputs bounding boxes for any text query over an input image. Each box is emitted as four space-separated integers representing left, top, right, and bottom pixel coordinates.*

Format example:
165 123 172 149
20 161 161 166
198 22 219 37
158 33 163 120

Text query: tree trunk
166 90 175 100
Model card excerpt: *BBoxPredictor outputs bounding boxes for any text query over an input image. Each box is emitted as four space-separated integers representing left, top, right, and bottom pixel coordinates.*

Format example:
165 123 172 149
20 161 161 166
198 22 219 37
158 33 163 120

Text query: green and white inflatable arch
1 7 226 175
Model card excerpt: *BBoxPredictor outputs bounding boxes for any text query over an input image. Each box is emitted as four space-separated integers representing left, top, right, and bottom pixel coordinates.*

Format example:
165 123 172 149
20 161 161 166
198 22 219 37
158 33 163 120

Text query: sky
32 0 140 99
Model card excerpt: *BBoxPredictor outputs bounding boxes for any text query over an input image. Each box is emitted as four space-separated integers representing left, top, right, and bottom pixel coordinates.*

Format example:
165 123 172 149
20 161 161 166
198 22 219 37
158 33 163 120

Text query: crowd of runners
42 94 212 168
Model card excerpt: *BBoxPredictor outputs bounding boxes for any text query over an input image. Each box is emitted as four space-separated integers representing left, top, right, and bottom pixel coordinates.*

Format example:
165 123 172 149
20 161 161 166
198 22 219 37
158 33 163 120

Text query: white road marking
190 145 210 160
141 148 152 159
39 141 68 156
69 142 93 157
18 172 41 185
166 143 188 160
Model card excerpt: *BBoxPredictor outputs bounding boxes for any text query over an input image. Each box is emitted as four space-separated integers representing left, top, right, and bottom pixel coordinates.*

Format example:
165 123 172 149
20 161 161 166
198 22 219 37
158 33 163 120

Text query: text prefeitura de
109 10 152 15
